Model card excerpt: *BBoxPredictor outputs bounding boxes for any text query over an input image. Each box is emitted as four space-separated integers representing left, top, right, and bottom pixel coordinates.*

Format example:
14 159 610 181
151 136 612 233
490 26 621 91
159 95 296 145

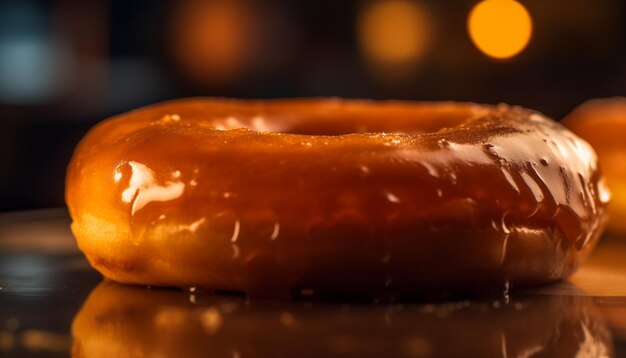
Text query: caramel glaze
66 98 609 298
563 97 626 233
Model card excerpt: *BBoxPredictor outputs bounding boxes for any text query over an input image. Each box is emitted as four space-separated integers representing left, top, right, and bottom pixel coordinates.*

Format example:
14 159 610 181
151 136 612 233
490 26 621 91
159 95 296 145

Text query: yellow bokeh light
468 0 533 59
357 0 430 65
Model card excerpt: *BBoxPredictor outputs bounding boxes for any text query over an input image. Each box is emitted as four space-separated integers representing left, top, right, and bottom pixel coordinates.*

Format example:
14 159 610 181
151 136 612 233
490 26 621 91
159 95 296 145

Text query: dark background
0 0 624 212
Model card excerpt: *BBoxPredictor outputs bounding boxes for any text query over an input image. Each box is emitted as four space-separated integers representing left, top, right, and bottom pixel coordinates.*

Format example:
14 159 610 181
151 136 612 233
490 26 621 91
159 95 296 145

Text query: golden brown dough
66 98 609 298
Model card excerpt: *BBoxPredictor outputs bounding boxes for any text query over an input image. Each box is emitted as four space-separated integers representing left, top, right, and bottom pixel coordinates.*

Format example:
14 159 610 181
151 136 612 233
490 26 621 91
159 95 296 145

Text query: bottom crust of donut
73 212 601 300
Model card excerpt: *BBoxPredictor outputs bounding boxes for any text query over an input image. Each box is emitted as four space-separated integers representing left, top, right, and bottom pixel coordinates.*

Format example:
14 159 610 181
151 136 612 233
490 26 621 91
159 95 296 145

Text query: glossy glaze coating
563 97 626 233
66 98 609 298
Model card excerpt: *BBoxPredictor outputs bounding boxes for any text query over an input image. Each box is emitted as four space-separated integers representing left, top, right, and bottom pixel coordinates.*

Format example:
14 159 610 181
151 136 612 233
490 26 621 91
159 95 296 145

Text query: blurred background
0 0 623 212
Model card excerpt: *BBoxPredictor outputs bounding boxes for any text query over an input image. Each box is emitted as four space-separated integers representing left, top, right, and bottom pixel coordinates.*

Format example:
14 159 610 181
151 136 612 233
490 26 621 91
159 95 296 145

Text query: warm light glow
170 0 256 84
357 0 430 65
468 0 532 59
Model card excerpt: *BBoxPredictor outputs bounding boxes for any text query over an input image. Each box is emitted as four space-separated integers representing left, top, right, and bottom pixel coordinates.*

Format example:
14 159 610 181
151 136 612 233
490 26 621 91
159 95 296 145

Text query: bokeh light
170 0 256 85
468 0 533 59
357 0 431 79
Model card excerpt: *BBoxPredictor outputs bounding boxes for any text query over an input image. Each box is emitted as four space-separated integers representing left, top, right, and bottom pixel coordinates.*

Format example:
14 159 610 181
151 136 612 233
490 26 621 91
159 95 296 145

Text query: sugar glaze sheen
65 98 609 299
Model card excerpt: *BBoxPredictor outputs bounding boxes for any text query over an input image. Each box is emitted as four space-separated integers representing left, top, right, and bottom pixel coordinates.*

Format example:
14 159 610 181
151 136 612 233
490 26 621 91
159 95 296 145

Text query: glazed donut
563 97 626 233
66 98 609 298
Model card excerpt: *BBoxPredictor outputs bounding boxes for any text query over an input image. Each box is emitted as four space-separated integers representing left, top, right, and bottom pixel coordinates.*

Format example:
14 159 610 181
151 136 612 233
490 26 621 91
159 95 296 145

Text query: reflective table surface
1 209 626 357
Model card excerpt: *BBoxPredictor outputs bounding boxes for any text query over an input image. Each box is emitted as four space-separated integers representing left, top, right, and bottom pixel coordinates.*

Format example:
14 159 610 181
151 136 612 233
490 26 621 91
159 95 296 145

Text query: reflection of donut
71 281 612 357
66 99 609 297
563 97 626 233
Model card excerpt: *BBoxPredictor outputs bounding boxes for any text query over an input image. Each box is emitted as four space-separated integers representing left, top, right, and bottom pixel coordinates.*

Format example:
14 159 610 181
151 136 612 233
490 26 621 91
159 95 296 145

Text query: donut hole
211 102 485 136
275 106 480 136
